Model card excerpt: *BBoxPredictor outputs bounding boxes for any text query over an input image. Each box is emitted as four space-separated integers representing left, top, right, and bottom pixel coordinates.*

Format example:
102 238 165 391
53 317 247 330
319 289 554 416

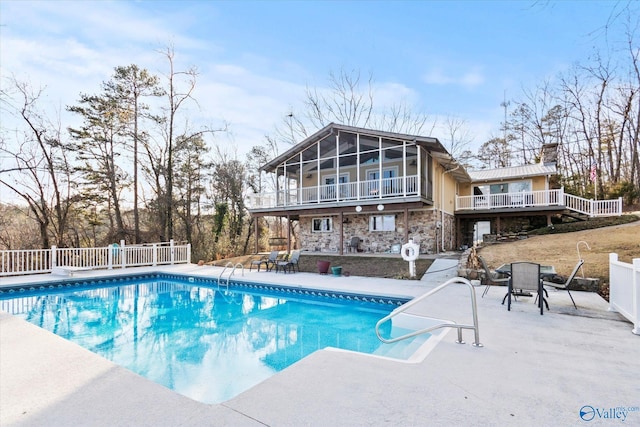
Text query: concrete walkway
1 260 638 426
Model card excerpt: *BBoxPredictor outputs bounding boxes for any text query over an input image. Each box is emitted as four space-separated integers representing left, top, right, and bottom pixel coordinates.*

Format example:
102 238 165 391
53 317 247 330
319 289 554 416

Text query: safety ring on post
401 241 420 262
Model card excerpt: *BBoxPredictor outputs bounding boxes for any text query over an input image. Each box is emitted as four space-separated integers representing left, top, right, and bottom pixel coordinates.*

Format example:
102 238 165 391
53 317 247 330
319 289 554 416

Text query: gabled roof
468 162 557 182
260 123 471 182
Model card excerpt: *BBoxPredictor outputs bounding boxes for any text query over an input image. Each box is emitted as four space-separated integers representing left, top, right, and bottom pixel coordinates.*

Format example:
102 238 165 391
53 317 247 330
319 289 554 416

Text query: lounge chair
250 250 279 272
478 256 510 297
542 259 584 309
505 262 548 315
275 250 300 273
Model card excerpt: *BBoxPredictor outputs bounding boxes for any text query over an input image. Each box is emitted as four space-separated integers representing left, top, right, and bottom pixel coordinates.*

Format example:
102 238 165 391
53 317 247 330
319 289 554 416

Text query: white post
51 245 57 268
108 244 114 270
152 243 158 266
187 243 192 264
120 239 126 269
618 197 623 216
633 258 640 335
608 253 618 312
170 239 175 265
51 245 57 270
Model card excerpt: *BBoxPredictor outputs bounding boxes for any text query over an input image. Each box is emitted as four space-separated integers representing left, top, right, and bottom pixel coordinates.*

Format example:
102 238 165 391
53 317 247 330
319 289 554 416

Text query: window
369 215 395 231
312 217 333 232
474 180 531 195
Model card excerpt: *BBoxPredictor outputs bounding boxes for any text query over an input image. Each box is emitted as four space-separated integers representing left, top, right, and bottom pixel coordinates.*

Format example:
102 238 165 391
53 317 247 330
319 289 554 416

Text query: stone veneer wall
299 209 456 254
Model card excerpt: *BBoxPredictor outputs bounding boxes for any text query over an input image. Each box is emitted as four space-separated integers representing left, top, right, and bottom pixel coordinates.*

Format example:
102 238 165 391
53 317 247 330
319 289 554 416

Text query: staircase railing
564 193 623 217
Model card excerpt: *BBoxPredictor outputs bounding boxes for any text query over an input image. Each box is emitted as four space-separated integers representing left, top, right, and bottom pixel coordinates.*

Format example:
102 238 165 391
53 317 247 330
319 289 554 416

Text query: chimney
540 143 558 165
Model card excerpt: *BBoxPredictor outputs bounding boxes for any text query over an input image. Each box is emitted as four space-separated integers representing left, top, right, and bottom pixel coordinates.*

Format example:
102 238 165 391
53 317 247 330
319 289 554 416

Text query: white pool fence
0 240 191 277
609 253 640 335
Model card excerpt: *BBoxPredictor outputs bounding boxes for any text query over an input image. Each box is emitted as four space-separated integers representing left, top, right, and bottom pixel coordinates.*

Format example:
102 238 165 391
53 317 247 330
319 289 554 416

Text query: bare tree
173 133 212 246
477 137 511 169
273 68 435 149
0 77 76 248
441 115 473 159
159 46 198 240
209 147 249 257
305 68 374 131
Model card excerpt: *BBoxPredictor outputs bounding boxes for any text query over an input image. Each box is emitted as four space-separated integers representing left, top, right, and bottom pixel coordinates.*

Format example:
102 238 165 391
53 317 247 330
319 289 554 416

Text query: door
366 170 379 196
383 168 396 195
323 176 336 200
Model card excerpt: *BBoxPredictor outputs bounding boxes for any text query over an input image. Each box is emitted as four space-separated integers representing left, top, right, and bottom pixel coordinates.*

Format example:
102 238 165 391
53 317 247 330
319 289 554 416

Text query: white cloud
0 1 308 160
374 82 420 106
422 67 485 88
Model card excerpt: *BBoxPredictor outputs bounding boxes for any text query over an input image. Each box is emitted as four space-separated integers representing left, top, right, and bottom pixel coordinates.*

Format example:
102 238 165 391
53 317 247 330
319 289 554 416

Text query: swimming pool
0 273 445 404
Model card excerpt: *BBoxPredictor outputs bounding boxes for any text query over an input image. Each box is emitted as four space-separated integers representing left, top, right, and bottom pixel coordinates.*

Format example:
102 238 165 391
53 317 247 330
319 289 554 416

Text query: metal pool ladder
375 277 483 347
218 262 244 288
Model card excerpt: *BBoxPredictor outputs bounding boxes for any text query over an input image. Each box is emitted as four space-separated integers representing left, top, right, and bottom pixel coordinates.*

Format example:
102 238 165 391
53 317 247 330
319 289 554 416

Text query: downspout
441 164 460 253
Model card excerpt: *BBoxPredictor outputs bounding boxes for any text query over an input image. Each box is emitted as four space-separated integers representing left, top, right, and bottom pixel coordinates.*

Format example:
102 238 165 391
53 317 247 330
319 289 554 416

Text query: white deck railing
248 175 420 209
456 189 563 210
0 240 191 277
455 188 622 217
564 194 623 217
609 253 640 335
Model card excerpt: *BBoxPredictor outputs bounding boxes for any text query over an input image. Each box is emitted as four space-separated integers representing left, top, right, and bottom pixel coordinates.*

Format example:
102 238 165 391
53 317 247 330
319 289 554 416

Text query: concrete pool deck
1 258 638 426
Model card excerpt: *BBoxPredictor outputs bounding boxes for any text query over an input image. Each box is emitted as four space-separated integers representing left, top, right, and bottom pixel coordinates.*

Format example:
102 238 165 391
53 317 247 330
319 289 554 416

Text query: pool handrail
375 277 483 347
217 262 244 288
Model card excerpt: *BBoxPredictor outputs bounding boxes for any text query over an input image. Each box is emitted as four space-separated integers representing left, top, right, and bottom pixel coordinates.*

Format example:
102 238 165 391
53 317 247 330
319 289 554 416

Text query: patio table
496 263 556 278
496 263 556 297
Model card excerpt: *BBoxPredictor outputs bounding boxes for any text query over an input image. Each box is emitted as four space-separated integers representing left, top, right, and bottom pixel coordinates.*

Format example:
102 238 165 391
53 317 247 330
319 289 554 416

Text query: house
455 144 561 246
247 123 622 255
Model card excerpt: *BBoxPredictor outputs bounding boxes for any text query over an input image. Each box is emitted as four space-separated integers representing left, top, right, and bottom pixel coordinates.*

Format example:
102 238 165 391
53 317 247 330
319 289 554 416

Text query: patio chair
542 259 584 309
505 262 548 315
250 250 279 272
348 237 361 253
478 256 510 297
275 250 300 273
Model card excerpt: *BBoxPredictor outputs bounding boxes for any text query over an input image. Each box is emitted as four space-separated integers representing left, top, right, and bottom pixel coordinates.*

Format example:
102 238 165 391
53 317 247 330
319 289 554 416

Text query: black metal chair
250 250 279 272
275 250 300 273
348 237 360 253
478 256 510 297
505 262 548 315
542 259 584 309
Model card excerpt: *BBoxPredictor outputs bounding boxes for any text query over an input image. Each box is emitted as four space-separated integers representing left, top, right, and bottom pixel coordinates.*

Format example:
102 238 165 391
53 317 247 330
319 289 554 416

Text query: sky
0 0 632 162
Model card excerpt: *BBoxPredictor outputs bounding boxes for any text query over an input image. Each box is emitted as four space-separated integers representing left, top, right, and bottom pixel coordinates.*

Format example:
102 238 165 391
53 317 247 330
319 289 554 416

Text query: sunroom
247 123 464 213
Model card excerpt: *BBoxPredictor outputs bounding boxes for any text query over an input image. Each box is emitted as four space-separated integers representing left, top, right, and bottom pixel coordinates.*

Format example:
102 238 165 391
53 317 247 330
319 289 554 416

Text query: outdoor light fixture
355 205 362 212
377 204 384 211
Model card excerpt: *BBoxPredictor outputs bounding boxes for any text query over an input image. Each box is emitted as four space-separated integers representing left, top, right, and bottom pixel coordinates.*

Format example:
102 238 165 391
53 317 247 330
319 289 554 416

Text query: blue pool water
0 275 435 403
